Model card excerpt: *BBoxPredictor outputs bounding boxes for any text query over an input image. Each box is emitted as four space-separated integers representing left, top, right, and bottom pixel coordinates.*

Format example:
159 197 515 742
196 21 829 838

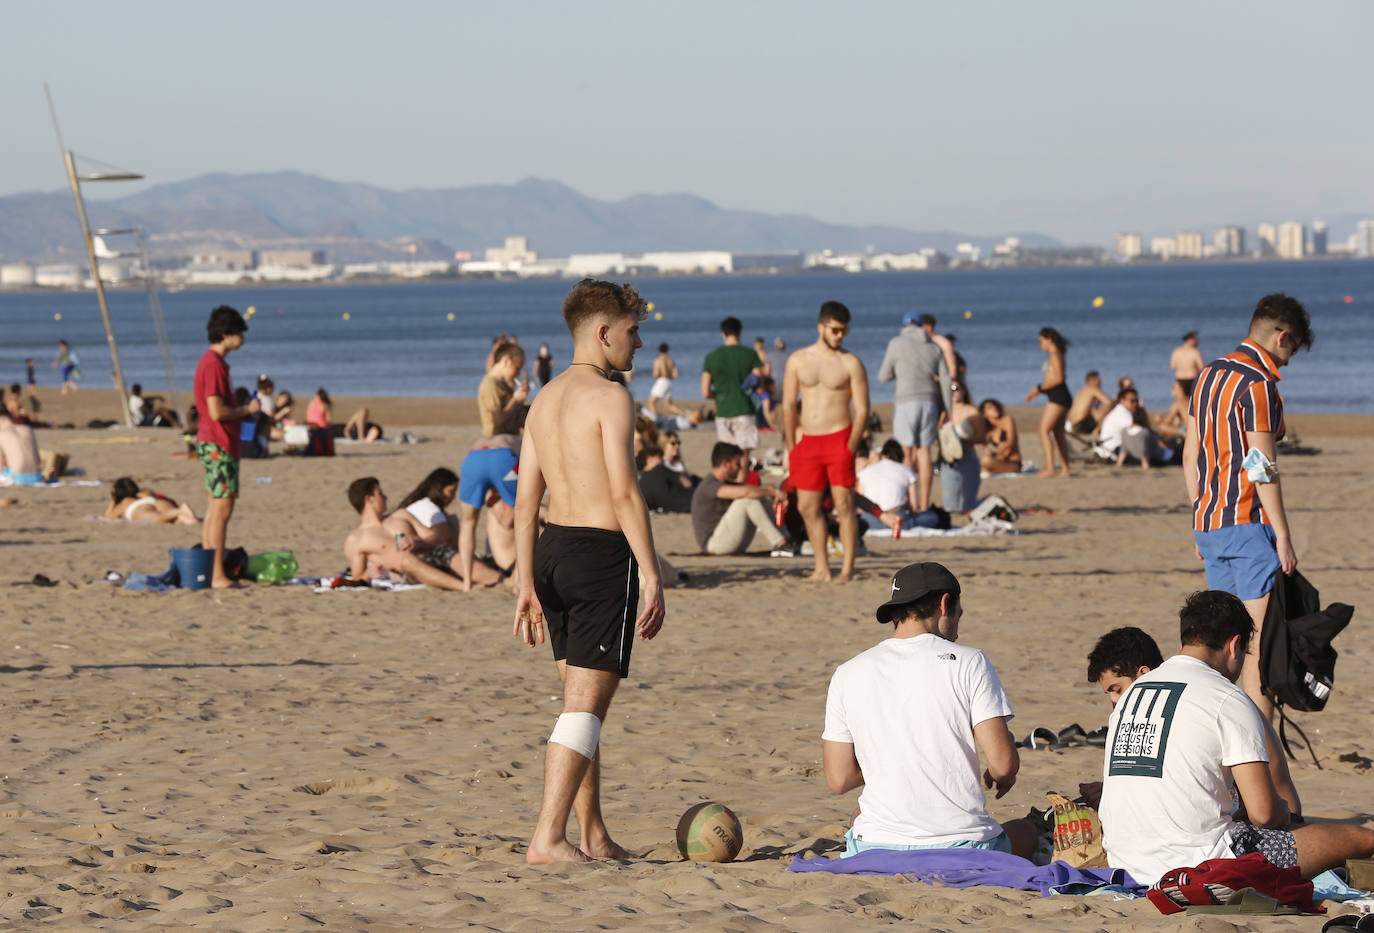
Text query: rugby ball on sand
676 801 743 862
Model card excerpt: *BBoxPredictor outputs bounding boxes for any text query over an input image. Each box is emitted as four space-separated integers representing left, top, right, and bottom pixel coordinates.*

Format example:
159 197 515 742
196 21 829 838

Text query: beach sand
2 391 1371 929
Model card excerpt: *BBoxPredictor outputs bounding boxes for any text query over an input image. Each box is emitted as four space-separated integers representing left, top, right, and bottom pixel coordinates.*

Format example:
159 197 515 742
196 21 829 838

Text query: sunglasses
827 325 849 336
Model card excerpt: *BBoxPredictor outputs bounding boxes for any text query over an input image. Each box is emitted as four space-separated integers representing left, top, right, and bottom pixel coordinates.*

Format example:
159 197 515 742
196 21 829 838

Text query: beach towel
788 848 1142 897
864 516 1017 538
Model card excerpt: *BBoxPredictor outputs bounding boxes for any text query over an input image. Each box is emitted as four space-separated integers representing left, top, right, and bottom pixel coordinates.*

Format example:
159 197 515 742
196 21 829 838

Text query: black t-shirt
639 464 697 514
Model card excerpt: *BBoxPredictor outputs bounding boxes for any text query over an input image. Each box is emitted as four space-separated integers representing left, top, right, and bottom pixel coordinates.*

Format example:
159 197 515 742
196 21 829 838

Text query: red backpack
1147 853 1319 915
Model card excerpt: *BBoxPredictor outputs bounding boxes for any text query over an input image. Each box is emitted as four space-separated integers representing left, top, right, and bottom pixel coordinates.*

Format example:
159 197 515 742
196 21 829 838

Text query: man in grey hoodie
878 312 953 512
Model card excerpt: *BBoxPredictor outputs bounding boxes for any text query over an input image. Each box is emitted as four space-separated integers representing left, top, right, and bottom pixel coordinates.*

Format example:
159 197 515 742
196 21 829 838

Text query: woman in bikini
979 398 1022 475
104 477 200 524
1024 327 1072 477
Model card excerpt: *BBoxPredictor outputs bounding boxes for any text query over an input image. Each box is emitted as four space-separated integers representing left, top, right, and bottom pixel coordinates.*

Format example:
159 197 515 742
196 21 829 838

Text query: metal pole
64 149 134 428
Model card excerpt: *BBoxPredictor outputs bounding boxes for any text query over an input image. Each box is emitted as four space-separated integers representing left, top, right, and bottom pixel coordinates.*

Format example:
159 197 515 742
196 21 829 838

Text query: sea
1 261 1371 414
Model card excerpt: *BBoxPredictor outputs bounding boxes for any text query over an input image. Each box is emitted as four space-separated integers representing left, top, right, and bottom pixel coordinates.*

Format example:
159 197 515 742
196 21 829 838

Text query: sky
4 0 1372 245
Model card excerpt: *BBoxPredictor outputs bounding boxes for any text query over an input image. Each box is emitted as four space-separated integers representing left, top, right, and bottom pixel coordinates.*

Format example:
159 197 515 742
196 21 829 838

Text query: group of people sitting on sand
822 560 1374 886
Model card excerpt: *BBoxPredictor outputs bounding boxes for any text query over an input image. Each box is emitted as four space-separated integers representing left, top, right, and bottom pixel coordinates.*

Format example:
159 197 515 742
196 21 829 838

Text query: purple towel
788 848 1143 897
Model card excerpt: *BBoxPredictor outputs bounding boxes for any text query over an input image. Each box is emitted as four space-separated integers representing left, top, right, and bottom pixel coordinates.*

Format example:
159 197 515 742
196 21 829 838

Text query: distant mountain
0 171 1065 265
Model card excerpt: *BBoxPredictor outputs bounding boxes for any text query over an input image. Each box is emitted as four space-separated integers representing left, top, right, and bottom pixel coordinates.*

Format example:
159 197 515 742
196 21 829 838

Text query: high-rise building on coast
1257 224 1278 258
1151 237 1176 259
1213 225 1245 258
1277 222 1305 260
1175 230 1204 259
1357 220 1374 258
1115 232 1142 259
1311 221 1328 256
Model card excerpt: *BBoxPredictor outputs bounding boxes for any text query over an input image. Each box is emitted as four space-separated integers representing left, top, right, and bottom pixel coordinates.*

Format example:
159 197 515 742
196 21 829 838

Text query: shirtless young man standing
513 279 666 864
1170 331 1205 395
782 301 870 583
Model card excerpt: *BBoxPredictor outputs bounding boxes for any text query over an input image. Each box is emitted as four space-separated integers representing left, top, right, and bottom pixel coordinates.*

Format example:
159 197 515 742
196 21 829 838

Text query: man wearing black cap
822 562 1032 857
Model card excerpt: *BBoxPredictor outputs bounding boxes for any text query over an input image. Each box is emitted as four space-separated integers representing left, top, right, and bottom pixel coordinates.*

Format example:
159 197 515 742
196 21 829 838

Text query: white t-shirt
856 459 918 512
1099 654 1269 885
1098 404 1138 455
823 633 1014 846
256 390 276 416
128 394 146 422
405 497 448 528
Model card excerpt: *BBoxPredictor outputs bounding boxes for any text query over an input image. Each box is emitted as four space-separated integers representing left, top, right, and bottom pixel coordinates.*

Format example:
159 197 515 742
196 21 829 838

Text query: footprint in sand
291 776 402 795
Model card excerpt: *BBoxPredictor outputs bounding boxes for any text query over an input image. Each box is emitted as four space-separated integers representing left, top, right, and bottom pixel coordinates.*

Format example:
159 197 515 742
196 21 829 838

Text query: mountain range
0 172 1063 266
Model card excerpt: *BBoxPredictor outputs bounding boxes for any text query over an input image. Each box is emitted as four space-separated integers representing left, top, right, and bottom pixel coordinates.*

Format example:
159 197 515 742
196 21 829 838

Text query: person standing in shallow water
513 279 665 864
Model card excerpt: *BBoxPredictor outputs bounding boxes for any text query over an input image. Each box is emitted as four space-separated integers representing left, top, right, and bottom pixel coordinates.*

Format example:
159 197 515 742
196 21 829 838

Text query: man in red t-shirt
194 306 259 588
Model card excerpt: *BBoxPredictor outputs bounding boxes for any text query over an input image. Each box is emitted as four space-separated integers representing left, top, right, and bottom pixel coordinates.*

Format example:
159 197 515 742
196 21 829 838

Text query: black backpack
1260 570 1353 767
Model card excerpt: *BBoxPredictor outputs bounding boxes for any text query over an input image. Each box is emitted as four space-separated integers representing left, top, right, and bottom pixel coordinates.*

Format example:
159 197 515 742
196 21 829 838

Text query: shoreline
24 387 1374 438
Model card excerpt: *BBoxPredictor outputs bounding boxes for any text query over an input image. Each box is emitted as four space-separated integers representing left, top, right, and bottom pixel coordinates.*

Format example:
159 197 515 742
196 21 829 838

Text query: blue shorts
893 399 940 448
459 446 519 509
843 828 1011 858
1194 524 1280 601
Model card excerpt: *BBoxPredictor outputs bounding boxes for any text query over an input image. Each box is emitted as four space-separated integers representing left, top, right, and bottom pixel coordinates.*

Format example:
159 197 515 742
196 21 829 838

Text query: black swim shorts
533 523 639 678
420 545 459 575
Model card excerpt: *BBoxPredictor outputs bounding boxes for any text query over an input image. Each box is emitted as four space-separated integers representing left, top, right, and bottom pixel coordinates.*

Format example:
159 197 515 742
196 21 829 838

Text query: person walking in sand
701 316 763 462
1183 294 1312 720
1170 331 1205 396
878 311 952 511
646 343 684 418
782 301 869 583
52 340 80 394
1024 327 1072 477
512 278 665 864
193 306 259 588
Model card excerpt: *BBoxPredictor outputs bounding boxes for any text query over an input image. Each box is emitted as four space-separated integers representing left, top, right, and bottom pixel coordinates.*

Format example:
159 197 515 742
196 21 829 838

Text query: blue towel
789 848 1143 897
1312 869 1373 902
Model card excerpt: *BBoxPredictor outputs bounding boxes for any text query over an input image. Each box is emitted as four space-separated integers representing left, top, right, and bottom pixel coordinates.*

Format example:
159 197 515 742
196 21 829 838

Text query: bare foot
807 569 832 582
580 835 633 860
832 571 853 584
176 504 201 525
210 577 243 589
526 838 594 864
1056 469 1072 478
1033 469 1058 477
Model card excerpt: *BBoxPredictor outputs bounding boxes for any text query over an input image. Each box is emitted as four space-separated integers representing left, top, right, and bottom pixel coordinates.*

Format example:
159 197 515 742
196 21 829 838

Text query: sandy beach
2 389 1371 930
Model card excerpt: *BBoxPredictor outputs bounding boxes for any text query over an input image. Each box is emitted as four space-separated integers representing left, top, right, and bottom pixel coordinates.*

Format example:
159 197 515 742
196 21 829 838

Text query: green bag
245 550 299 584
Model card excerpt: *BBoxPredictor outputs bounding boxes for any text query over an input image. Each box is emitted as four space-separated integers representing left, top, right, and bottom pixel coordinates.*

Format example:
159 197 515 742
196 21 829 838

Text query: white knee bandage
549 712 601 760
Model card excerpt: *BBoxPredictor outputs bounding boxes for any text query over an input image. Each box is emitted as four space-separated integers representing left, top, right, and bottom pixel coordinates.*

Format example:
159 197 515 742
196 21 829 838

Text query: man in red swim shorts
782 301 870 583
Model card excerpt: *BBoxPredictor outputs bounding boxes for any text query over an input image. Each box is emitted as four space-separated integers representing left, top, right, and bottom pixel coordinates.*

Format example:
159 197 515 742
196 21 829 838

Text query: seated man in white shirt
822 562 1035 858
855 438 918 533
1098 387 1173 469
1100 590 1374 885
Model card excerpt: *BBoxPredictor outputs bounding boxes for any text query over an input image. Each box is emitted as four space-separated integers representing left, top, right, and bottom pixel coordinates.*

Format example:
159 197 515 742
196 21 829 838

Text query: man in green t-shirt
701 316 762 460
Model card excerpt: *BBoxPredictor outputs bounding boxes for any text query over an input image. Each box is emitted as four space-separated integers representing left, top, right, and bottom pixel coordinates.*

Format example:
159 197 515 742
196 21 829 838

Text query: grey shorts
716 413 759 450
894 399 940 448
1229 822 1297 869
420 545 459 576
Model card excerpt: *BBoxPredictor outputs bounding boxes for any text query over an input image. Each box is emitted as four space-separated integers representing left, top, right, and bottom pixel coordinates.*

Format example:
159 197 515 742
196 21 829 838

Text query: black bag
1260 569 1353 766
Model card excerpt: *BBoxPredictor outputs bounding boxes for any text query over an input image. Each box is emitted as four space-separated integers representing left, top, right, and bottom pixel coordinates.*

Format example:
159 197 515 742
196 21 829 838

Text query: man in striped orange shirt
1182 294 1313 719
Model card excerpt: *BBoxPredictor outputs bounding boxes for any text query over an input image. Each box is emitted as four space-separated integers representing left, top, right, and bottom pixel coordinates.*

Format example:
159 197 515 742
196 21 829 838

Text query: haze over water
2 261 1371 414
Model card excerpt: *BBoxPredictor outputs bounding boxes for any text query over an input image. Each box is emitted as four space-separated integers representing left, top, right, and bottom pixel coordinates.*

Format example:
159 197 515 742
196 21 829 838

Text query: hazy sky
4 1 1372 244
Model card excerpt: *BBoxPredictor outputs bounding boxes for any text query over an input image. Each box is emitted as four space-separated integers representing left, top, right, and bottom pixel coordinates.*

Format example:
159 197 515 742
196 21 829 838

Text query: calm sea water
1 261 1371 414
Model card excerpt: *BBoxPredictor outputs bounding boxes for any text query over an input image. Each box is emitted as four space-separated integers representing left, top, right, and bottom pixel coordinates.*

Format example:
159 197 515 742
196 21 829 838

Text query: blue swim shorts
1194 523 1280 602
843 828 1011 858
459 446 520 509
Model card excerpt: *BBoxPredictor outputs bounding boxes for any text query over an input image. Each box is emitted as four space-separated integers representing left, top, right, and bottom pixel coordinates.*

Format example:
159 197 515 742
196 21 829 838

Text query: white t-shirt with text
824 633 1014 846
1099 654 1269 885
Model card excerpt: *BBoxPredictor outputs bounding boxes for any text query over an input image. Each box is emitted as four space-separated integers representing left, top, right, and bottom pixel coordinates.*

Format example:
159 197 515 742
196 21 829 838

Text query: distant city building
955 243 982 263
1257 223 1278 258
484 236 538 265
260 249 326 268
730 251 804 273
1277 222 1305 260
1174 230 1204 260
1213 225 1245 258
192 249 257 270
1311 220 1328 256
992 236 1021 257
641 251 732 274
1357 220 1374 258
1150 237 1177 260
0 261 37 287
1115 232 1143 259
35 264 81 288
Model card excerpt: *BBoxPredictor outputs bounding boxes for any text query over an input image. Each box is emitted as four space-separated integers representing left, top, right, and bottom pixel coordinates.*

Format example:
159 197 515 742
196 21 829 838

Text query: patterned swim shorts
195 442 240 499
1229 822 1298 869
420 545 459 575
